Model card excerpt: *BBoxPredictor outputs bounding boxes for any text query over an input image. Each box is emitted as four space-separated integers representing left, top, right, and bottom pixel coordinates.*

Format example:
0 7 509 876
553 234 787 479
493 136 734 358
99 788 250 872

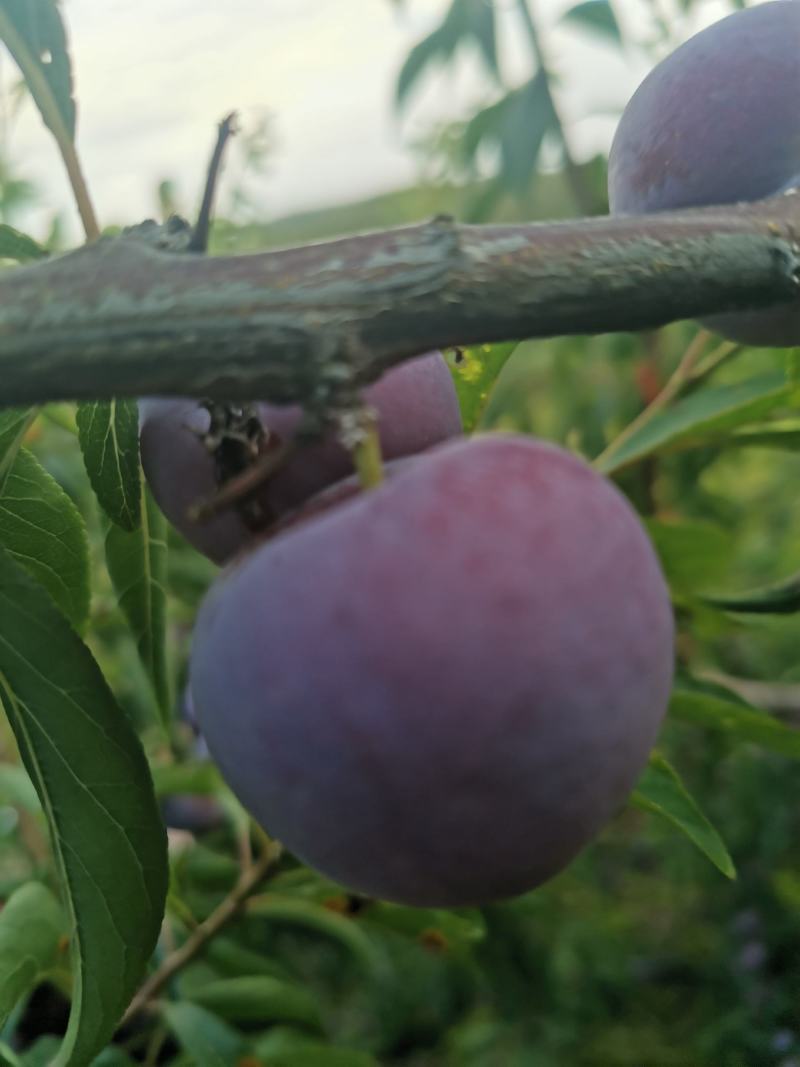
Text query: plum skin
608 1 800 346
189 435 674 907
139 350 462 564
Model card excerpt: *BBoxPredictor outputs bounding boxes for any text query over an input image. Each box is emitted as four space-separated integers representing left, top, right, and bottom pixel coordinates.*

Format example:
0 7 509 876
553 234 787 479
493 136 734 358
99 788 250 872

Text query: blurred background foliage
2 1 800 1065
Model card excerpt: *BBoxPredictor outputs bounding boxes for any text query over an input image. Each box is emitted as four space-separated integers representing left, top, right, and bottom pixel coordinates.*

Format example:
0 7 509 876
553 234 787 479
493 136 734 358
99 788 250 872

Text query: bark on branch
0 192 798 408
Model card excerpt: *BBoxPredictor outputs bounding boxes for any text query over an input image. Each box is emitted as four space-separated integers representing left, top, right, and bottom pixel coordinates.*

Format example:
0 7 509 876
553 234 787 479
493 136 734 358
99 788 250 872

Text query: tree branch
120 836 281 1026
0 193 797 408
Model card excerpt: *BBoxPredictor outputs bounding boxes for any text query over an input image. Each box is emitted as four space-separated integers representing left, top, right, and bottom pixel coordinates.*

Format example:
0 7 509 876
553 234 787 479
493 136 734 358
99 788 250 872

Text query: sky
0 0 738 240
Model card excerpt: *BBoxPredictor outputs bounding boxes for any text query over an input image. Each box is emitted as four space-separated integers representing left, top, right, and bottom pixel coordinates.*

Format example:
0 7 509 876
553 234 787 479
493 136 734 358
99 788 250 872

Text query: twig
120 836 281 1026
189 112 239 253
188 439 296 522
594 331 738 472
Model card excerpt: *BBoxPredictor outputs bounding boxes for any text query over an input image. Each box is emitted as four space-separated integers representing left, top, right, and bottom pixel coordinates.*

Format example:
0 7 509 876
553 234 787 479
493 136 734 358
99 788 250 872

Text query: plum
608 1 800 346
140 350 461 564
189 435 674 906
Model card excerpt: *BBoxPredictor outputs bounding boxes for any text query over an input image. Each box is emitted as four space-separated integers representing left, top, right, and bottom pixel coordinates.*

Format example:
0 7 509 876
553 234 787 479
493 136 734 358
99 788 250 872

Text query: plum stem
353 420 386 491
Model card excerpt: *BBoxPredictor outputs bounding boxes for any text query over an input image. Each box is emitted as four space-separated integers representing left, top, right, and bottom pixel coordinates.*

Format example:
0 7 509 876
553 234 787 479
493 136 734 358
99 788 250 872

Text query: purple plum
140 351 461 564
608 1 800 346
189 435 674 906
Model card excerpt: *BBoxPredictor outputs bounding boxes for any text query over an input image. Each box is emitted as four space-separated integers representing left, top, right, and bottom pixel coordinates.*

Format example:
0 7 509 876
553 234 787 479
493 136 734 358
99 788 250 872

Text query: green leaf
252 1029 380 1067
0 224 46 262
462 75 554 195
0 448 90 631
631 753 735 878
447 342 518 433
161 1002 245 1067
395 25 451 108
645 519 733 597
562 0 622 44
706 569 800 615
724 420 800 452
76 400 141 531
105 486 170 721
597 372 797 473
151 759 222 798
462 0 499 80
0 0 76 138
248 895 387 976
0 410 35 491
0 549 168 1067
0 882 64 1028
670 687 800 759
395 0 498 109
499 74 554 194
203 938 294 982
186 975 322 1029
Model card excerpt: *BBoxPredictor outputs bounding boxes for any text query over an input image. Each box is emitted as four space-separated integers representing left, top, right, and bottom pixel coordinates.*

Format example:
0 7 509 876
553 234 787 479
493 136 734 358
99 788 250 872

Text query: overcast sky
0 0 737 239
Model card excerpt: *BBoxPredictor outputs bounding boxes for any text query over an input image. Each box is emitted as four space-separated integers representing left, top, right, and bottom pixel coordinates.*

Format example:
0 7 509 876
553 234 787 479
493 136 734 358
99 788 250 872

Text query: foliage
0 1 798 1065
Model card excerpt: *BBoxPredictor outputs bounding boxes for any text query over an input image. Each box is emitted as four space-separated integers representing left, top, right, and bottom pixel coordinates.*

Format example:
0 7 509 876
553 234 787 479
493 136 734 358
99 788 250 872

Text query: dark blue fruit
140 351 462 563
190 435 674 906
609 1 800 346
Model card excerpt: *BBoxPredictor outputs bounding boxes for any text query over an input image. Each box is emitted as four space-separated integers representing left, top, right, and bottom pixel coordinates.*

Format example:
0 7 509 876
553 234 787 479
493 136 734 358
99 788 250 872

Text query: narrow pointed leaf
0 549 168 1067
670 687 800 759
248 896 387 975
105 485 170 721
597 372 797 473
499 74 554 194
395 26 448 108
632 753 735 878
0 0 76 138
727 421 800 451
186 975 321 1029
76 400 141 531
706 569 800 615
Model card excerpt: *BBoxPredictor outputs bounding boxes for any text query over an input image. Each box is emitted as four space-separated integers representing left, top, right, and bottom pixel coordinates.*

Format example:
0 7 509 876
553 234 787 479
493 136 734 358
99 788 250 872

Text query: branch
0 193 797 408
120 836 281 1026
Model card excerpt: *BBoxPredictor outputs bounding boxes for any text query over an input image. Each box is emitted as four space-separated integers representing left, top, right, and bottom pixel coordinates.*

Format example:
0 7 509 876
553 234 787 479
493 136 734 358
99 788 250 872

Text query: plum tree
608 0 800 346
140 350 462 563
189 435 675 907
